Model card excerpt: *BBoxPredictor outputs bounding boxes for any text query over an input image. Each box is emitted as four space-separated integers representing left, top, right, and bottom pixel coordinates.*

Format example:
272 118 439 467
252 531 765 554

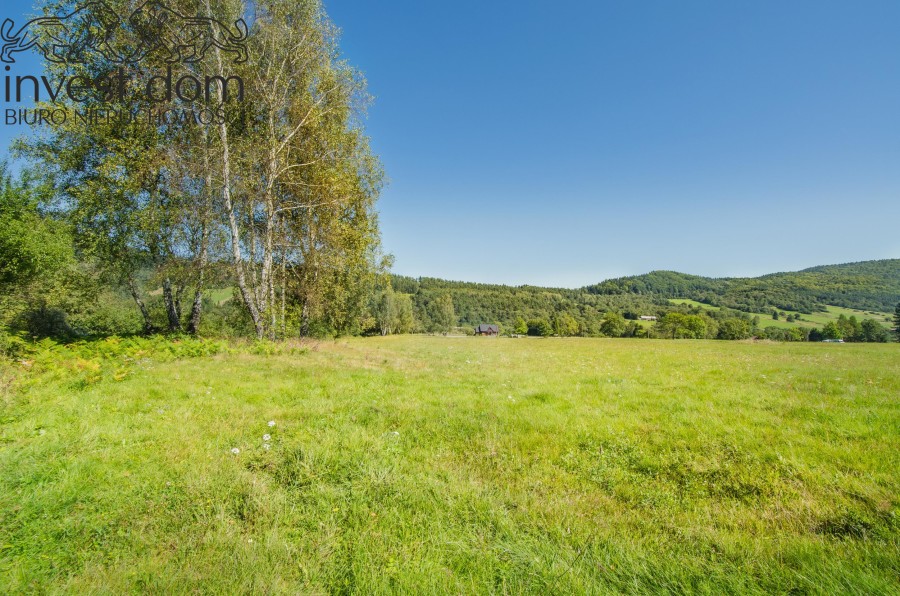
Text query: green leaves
0 167 73 292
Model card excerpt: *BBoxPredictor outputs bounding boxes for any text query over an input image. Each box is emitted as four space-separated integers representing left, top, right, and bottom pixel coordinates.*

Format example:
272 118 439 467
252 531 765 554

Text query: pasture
668 299 894 330
1 336 898 593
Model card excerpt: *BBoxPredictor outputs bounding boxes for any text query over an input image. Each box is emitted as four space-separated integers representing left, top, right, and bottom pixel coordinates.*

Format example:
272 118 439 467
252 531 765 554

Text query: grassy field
668 299 895 330
1 336 899 593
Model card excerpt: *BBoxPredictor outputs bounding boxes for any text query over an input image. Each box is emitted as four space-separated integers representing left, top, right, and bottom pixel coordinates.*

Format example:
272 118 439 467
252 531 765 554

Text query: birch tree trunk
128 275 156 335
205 0 265 339
162 277 182 333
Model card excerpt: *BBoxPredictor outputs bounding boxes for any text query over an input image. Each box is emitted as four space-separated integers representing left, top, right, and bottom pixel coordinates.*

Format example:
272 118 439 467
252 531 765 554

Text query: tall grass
1 337 898 593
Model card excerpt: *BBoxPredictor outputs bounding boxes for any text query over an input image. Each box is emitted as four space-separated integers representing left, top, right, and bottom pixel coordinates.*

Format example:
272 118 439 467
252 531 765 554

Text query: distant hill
391 276 668 331
584 259 900 314
393 259 899 332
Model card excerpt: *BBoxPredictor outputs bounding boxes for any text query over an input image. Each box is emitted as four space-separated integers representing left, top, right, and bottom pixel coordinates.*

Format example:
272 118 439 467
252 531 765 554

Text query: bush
199 298 258 338
760 327 807 342
66 292 144 337
527 318 552 337
717 318 751 340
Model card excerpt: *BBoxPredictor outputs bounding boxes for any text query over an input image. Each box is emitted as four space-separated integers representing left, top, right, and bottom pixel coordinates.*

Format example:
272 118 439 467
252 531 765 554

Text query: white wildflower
231 447 240 455
263 434 271 442
264 443 271 450
268 420 276 427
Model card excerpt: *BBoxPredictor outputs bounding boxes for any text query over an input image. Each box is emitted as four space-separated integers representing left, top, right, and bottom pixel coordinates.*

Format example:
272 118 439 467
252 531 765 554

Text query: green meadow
668 299 894 331
1 336 898 593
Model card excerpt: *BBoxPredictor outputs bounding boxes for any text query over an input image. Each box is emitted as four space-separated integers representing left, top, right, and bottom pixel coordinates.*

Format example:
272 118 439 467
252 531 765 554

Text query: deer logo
129 1 248 64
1 1 125 63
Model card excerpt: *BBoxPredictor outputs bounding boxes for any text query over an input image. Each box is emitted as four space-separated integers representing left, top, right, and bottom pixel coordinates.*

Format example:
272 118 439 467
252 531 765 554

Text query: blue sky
3 1 899 287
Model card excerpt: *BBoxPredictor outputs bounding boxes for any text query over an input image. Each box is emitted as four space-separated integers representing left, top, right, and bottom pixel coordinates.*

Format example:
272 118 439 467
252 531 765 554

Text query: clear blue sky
325 0 900 286
3 1 899 287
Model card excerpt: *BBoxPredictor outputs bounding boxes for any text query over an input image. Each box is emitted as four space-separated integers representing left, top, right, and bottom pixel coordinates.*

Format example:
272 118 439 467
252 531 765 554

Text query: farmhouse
639 315 657 321
474 324 499 336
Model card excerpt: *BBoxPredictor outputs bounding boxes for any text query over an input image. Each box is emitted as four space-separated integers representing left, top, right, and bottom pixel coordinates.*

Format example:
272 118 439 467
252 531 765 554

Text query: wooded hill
586 259 900 314
391 276 668 334
394 259 900 332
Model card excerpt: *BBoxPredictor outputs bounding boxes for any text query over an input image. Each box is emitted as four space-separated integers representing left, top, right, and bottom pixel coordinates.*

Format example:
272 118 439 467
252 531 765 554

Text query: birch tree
19 0 385 339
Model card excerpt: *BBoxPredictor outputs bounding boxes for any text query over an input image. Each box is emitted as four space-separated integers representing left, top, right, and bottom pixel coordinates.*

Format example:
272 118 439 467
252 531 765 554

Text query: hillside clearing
668 299 894 331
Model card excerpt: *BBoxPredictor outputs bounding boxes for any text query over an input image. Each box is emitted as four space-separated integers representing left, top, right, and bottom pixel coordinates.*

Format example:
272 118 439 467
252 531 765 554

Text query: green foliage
374 287 416 336
395 275 666 338
390 261 899 344
858 319 889 343
588 260 900 314
836 315 859 341
760 327 807 342
62 290 144 337
427 293 456 333
527 318 552 337
717 318 752 340
655 313 711 339
3 335 229 387
0 167 72 292
552 312 580 337
822 321 843 340
599 312 626 338
14 0 385 341
820 314 889 343
0 165 76 334
0 330 28 359
513 317 528 335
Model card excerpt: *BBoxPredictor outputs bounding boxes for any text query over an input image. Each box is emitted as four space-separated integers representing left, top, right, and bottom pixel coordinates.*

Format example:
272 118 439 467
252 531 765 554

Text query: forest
386 272 898 342
587 261 900 314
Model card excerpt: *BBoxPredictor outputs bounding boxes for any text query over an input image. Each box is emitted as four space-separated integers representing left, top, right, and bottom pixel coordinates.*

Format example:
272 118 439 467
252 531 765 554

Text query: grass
668 299 894 330
205 288 235 306
1 336 899 593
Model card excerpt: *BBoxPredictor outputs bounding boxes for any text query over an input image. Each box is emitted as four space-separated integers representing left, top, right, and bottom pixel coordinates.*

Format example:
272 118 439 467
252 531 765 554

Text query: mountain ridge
585 259 900 314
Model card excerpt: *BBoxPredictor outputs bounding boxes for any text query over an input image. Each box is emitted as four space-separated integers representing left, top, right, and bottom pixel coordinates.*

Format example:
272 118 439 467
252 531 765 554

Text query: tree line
372 277 898 343
4 184 898 347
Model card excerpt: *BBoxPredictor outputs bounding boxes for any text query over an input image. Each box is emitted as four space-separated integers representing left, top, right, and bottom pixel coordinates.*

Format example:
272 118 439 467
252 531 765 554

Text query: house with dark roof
474 324 499 336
